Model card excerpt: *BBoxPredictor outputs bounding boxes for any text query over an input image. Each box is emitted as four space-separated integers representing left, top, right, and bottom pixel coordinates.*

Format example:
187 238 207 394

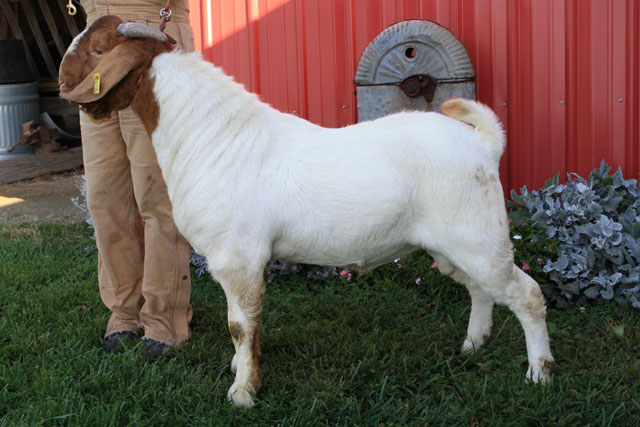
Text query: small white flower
513 235 522 240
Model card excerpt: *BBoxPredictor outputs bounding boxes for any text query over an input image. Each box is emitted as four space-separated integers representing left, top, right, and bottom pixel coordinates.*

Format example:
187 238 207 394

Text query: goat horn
117 22 168 42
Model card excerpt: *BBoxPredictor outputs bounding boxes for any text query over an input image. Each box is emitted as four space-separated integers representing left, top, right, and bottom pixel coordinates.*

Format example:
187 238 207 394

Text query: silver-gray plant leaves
509 161 640 309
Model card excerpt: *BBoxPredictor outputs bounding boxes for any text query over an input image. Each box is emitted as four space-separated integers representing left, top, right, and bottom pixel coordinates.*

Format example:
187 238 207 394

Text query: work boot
103 331 139 352
141 338 170 359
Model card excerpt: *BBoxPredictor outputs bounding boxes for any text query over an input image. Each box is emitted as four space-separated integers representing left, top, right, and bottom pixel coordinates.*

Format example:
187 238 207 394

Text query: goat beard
80 102 114 122
80 93 133 123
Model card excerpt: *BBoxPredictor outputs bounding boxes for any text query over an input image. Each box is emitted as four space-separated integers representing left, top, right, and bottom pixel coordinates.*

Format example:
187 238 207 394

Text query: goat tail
440 98 506 161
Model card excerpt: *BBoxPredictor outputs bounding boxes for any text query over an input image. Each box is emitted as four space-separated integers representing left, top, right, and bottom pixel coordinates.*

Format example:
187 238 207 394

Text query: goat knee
505 269 547 320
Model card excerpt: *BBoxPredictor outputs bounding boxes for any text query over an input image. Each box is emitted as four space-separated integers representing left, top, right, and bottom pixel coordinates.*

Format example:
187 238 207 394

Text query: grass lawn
1 223 639 425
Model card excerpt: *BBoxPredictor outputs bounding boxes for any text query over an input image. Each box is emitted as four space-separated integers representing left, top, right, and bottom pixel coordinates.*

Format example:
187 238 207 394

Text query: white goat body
151 52 504 273
148 51 553 407
59 18 554 409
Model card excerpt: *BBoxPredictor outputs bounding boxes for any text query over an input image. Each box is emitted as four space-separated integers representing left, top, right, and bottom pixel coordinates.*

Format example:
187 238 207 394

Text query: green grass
1 224 639 425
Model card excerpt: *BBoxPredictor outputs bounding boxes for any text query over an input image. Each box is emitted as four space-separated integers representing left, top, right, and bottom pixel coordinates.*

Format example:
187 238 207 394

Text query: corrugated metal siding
188 0 640 192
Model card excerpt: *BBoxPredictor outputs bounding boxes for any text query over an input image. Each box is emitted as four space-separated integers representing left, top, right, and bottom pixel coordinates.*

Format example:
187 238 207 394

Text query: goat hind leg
506 267 554 383
431 254 494 353
474 264 554 383
460 280 494 353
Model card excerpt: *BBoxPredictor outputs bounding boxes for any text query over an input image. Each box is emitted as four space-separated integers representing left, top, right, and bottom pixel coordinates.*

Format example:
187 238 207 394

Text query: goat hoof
460 337 476 354
525 358 554 384
230 353 238 374
460 334 489 354
227 383 255 409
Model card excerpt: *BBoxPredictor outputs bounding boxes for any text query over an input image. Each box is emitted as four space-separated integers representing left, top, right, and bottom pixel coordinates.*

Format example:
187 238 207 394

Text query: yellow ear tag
93 73 101 95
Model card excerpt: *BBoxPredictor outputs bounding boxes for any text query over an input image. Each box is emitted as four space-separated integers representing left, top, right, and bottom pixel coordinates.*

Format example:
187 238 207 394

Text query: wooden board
20 0 58 77
0 0 39 79
37 0 66 57
0 147 83 184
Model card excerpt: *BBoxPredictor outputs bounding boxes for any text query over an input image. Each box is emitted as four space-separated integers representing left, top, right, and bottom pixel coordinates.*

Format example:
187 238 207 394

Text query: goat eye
93 49 103 56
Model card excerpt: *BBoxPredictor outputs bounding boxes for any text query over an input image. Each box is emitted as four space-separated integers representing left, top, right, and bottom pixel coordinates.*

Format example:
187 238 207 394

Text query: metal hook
160 8 172 21
159 6 172 32
67 0 77 16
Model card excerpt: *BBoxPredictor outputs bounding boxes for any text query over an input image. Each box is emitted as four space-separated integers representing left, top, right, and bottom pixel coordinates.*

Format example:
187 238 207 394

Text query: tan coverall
79 0 195 346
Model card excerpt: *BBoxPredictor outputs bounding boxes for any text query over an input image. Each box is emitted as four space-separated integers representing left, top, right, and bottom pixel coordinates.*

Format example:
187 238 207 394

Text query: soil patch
0 170 86 224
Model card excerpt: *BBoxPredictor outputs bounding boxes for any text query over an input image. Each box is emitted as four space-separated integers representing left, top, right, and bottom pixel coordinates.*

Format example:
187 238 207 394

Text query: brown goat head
59 15 173 121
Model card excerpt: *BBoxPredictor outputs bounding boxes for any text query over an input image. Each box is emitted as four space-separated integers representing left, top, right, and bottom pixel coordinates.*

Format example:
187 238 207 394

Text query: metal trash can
354 20 476 122
0 81 39 161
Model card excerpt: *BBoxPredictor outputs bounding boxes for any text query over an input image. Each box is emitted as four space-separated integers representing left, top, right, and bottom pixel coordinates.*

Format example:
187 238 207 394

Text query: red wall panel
188 0 640 193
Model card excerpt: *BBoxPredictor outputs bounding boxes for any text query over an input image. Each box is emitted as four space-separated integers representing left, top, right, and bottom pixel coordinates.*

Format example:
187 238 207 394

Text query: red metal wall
187 0 640 192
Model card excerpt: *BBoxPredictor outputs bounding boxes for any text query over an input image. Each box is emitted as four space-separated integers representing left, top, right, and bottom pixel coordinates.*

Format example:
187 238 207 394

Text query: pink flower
397 263 402 269
536 258 544 265
340 269 349 277
522 261 530 271
431 262 438 268
347 273 352 281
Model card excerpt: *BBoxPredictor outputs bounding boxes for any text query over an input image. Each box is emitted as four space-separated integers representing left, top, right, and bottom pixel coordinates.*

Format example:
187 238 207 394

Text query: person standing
75 0 195 357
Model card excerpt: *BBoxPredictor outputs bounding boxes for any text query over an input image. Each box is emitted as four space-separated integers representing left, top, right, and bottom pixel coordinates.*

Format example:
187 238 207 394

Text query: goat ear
63 43 143 104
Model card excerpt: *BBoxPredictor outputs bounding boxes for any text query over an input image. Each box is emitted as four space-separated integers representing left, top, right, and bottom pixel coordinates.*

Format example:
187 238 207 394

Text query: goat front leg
216 269 265 408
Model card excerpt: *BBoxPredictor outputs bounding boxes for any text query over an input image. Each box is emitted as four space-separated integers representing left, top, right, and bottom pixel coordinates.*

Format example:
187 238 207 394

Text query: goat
59 16 554 408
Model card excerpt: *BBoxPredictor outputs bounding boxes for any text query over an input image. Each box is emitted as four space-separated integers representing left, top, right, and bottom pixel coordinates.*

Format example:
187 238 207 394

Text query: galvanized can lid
354 20 475 86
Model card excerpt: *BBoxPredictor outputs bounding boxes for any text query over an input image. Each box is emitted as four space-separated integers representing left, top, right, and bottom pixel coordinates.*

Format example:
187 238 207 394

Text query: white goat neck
148 51 275 181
